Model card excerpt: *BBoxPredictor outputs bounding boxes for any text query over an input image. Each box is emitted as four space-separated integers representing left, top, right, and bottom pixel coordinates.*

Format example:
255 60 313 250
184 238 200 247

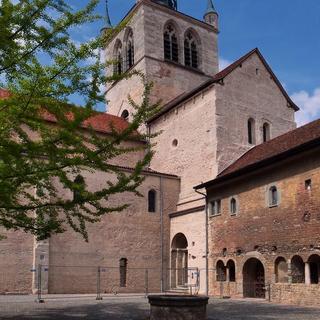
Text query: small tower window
305 179 312 191
263 122 270 142
210 199 221 216
184 32 199 69
119 258 127 287
247 118 255 145
164 24 179 63
148 189 156 213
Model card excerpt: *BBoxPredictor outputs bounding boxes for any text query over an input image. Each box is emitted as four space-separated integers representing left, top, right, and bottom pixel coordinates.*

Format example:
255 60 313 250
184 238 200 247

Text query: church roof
147 48 299 123
195 118 320 189
205 0 217 15
0 88 138 137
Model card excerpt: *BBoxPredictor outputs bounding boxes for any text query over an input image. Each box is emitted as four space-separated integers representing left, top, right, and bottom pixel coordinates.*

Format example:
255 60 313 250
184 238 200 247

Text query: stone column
287 260 292 284
226 267 230 282
305 262 311 285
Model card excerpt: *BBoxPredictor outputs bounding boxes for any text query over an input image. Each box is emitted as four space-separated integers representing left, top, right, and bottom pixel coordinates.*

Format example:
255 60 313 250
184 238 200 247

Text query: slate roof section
195 118 320 189
147 48 299 123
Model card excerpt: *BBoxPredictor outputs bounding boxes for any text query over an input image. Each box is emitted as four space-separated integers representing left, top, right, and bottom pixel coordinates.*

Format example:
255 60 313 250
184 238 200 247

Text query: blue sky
73 0 320 126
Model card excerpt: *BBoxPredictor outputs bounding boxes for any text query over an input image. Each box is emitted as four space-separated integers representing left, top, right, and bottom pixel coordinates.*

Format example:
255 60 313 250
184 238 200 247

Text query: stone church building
0 0 319 306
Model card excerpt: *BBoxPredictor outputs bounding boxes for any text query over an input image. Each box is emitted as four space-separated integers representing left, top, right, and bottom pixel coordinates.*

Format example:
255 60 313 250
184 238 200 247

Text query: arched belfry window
125 30 134 70
263 122 270 143
164 24 179 63
184 31 199 69
248 118 255 145
148 189 156 213
113 40 123 76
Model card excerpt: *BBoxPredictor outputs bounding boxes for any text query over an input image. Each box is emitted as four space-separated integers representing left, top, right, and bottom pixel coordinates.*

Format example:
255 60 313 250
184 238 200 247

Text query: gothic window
291 256 305 284
227 260 236 282
119 258 128 287
216 260 226 282
121 109 129 121
230 197 238 215
210 199 221 216
113 40 123 76
184 32 198 69
148 189 156 213
275 257 288 283
125 30 134 70
164 24 179 63
73 175 85 203
269 186 278 207
263 122 270 142
248 118 255 145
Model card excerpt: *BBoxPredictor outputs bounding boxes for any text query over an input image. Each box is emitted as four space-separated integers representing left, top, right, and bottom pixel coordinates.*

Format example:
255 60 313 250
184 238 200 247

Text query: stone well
148 295 209 320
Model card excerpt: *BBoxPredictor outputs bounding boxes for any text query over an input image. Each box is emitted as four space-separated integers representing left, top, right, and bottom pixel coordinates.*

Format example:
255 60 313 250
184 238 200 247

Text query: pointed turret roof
205 0 217 15
104 0 112 29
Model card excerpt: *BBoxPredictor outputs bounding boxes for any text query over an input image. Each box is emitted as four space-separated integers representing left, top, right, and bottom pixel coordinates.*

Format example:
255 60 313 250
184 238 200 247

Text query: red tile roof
195 119 320 189
0 88 134 136
41 109 133 135
0 88 10 98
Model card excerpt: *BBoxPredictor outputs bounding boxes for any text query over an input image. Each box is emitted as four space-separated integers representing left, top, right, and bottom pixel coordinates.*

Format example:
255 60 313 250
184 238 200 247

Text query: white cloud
219 58 232 71
291 88 320 126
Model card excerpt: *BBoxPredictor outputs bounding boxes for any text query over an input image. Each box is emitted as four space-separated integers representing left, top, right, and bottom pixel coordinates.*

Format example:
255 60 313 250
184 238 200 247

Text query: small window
125 30 134 70
148 189 156 213
119 258 127 287
263 123 270 142
73 175 85 203
210 200 221 216
305 179 312 191
230 197 237 215
248 118 255 145
269 186 279 207
121 109 129 121
227 260 236 282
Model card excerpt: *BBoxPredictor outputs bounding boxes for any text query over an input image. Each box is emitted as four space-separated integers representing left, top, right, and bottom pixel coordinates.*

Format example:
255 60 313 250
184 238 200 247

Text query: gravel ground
0 295 319 320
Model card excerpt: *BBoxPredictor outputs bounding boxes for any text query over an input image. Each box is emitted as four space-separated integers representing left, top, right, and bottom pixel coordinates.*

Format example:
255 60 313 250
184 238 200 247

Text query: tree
0 0 159 241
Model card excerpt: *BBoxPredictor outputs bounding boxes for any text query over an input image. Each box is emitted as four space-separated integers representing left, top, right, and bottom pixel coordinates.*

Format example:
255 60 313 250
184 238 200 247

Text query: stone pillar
287 260 292 284
226 267 230 282
305 262 311 285
32 238 50 294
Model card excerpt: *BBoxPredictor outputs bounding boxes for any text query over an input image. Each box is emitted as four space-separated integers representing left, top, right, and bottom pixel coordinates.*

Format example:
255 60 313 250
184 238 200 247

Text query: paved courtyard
0 295 319 320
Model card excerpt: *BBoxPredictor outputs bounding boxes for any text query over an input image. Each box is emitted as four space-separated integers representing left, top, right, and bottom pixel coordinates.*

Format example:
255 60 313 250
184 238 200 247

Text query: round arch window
172 139 178 147
121 109 129 121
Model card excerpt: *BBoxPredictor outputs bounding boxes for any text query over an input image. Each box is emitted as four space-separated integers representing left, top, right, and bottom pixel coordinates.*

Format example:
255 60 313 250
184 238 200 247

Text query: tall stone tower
104 0 219 120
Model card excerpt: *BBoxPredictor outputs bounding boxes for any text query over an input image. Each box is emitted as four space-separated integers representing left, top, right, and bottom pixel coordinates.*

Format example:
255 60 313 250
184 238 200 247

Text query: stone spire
204 0 218 29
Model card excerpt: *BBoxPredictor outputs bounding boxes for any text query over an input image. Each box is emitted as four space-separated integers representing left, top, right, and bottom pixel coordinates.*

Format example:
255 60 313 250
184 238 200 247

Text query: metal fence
32 265 203 302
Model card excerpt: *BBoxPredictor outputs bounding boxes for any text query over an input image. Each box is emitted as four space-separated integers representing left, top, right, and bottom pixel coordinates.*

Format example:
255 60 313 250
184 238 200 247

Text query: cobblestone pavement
0 295 319 319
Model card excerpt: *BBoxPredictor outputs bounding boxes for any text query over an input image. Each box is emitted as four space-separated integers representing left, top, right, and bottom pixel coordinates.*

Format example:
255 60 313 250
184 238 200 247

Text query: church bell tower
104 0 219 120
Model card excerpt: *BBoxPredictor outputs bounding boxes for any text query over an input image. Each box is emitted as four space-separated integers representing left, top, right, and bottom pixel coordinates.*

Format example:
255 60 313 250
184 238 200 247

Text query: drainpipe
160 175 164 292
195 189 209 296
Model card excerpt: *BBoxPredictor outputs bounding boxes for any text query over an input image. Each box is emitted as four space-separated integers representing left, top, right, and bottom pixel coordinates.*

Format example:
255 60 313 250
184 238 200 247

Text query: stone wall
0 230 34 294
215 52 296 173
48 171 180 294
